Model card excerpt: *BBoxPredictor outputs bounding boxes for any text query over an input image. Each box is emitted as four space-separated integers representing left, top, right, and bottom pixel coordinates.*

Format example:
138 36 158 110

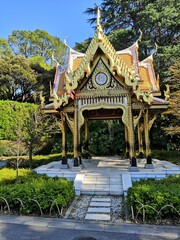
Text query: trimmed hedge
0 169 75 216
151 150 180 165
0 153 74 169
126 175 180 223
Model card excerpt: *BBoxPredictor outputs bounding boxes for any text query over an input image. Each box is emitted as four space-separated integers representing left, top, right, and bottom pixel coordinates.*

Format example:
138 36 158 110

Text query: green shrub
2 153 74 169
0 169 75 216
127 175 180 222
151 150 180 165
0 168 31 184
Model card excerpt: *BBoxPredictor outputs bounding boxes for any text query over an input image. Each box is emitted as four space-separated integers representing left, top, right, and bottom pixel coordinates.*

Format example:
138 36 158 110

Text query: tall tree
0 38 13 57
8 29 66 64
0 55 37 102
22 106 56 168
0 100 56 168
163 60 180 145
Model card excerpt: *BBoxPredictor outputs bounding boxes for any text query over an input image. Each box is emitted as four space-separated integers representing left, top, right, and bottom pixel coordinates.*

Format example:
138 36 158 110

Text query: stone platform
35 156 180 196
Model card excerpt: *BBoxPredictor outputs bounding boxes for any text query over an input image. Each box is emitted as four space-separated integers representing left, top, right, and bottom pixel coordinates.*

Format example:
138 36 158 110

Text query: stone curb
64 196 79 219
0 214 180 239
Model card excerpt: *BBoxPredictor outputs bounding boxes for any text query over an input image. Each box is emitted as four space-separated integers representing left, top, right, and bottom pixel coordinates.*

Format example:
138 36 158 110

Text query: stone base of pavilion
35 157 180 196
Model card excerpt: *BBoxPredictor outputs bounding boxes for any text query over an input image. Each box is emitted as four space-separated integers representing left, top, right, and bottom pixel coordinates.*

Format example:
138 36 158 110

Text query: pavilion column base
129 157 139 172
72 158 84 172
79 156 84 169
144 163 154 169
84 152 89 159
73 157 79 167
146 155 152 164
60 163 69 169
144 156 154 169
79 156 82 165
131 157 137 167
61 156 68 165
129 166 139 172
60 156 69 169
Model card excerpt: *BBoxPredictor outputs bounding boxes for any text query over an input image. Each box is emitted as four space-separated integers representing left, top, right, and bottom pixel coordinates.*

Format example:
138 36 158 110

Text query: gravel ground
68 195 125 222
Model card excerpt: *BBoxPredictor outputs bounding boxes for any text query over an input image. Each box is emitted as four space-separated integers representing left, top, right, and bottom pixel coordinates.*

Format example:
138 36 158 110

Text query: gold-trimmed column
61 116 68 166
128 104 138 169
144 108 153 168
56 114 68 168
124 125 129 158
78 126 82 165
73 100 79 167
137 121 144 158
84 118 89 159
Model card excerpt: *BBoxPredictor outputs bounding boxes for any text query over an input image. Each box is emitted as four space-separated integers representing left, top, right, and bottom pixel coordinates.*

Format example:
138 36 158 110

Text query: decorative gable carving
81 58 124 92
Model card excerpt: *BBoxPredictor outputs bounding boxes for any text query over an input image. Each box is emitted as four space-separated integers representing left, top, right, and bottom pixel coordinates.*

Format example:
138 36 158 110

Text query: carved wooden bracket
133 108 144 128
148 114 157 130
65 113 74 134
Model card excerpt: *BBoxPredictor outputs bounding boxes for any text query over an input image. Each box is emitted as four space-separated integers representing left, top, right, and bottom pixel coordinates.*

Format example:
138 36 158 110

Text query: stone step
79 173 124 195
85 213 110 221
84 175 122 180
90 202 111 207
91 197 111 202
87 207 110 213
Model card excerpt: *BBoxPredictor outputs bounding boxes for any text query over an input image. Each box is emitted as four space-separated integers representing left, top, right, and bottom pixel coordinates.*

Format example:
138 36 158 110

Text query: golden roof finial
97 7 101 26
136 29 143 47
52 53 59 66
151 42 158 59
97 7 103 41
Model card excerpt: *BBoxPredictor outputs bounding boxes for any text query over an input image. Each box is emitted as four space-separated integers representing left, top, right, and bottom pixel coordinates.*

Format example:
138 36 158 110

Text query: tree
22 106 57 168
29 57 55 104
74 38 92 52
8 29 66 64
163 61 180 145
88 120 125 156
0 100 32 140
0 100 57 168
0 38 13 57
0 55 37 102
6 130 27 183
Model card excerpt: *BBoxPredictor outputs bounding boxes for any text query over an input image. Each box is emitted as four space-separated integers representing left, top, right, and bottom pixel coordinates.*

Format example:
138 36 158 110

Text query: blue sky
1 0 102 47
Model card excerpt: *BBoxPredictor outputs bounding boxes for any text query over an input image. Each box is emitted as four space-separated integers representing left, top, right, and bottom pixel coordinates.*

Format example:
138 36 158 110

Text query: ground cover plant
0 168 75 217
126 175 180 224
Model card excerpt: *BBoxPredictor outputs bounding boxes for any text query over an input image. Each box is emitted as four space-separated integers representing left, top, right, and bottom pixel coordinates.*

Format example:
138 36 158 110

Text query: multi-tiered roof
43 9 168 113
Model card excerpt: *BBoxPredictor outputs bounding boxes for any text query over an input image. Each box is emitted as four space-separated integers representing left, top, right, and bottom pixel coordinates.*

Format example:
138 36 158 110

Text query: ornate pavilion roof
42 9 168 113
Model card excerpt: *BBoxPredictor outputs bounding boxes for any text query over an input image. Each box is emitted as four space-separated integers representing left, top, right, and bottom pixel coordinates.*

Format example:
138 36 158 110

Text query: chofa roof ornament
96 7 103 42
136 29 143 47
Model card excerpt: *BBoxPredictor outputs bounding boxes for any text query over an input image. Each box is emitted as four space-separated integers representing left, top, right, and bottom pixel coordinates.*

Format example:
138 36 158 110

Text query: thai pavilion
42 9 169 170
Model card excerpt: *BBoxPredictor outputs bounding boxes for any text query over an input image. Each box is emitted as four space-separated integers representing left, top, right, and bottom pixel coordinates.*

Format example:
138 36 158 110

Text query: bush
1 153 74 169
0 168 31 184
0 168 75 216
151 150 180 165
126 175 180 223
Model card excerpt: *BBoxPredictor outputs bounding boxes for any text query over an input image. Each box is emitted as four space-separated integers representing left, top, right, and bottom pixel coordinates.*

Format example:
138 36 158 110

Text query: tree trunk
29 145 33 169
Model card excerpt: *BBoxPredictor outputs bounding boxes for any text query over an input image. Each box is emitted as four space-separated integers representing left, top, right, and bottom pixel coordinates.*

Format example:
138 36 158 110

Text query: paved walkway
85 197 111 221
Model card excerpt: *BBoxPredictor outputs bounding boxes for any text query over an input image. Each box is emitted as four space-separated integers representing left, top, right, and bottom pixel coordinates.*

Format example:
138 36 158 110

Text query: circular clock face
95 72 107 85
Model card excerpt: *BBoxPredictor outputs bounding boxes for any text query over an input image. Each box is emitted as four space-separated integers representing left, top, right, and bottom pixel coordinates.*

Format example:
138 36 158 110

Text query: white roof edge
153 97 169 104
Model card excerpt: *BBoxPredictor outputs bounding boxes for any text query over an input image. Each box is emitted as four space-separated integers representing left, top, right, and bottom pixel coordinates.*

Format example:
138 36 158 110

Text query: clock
95 72 107 85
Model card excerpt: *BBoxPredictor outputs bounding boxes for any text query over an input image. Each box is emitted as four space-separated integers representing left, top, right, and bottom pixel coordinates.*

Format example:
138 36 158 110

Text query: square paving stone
85 213 110 221
90 202 111 207
91 197 111 202
87 207 110 213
